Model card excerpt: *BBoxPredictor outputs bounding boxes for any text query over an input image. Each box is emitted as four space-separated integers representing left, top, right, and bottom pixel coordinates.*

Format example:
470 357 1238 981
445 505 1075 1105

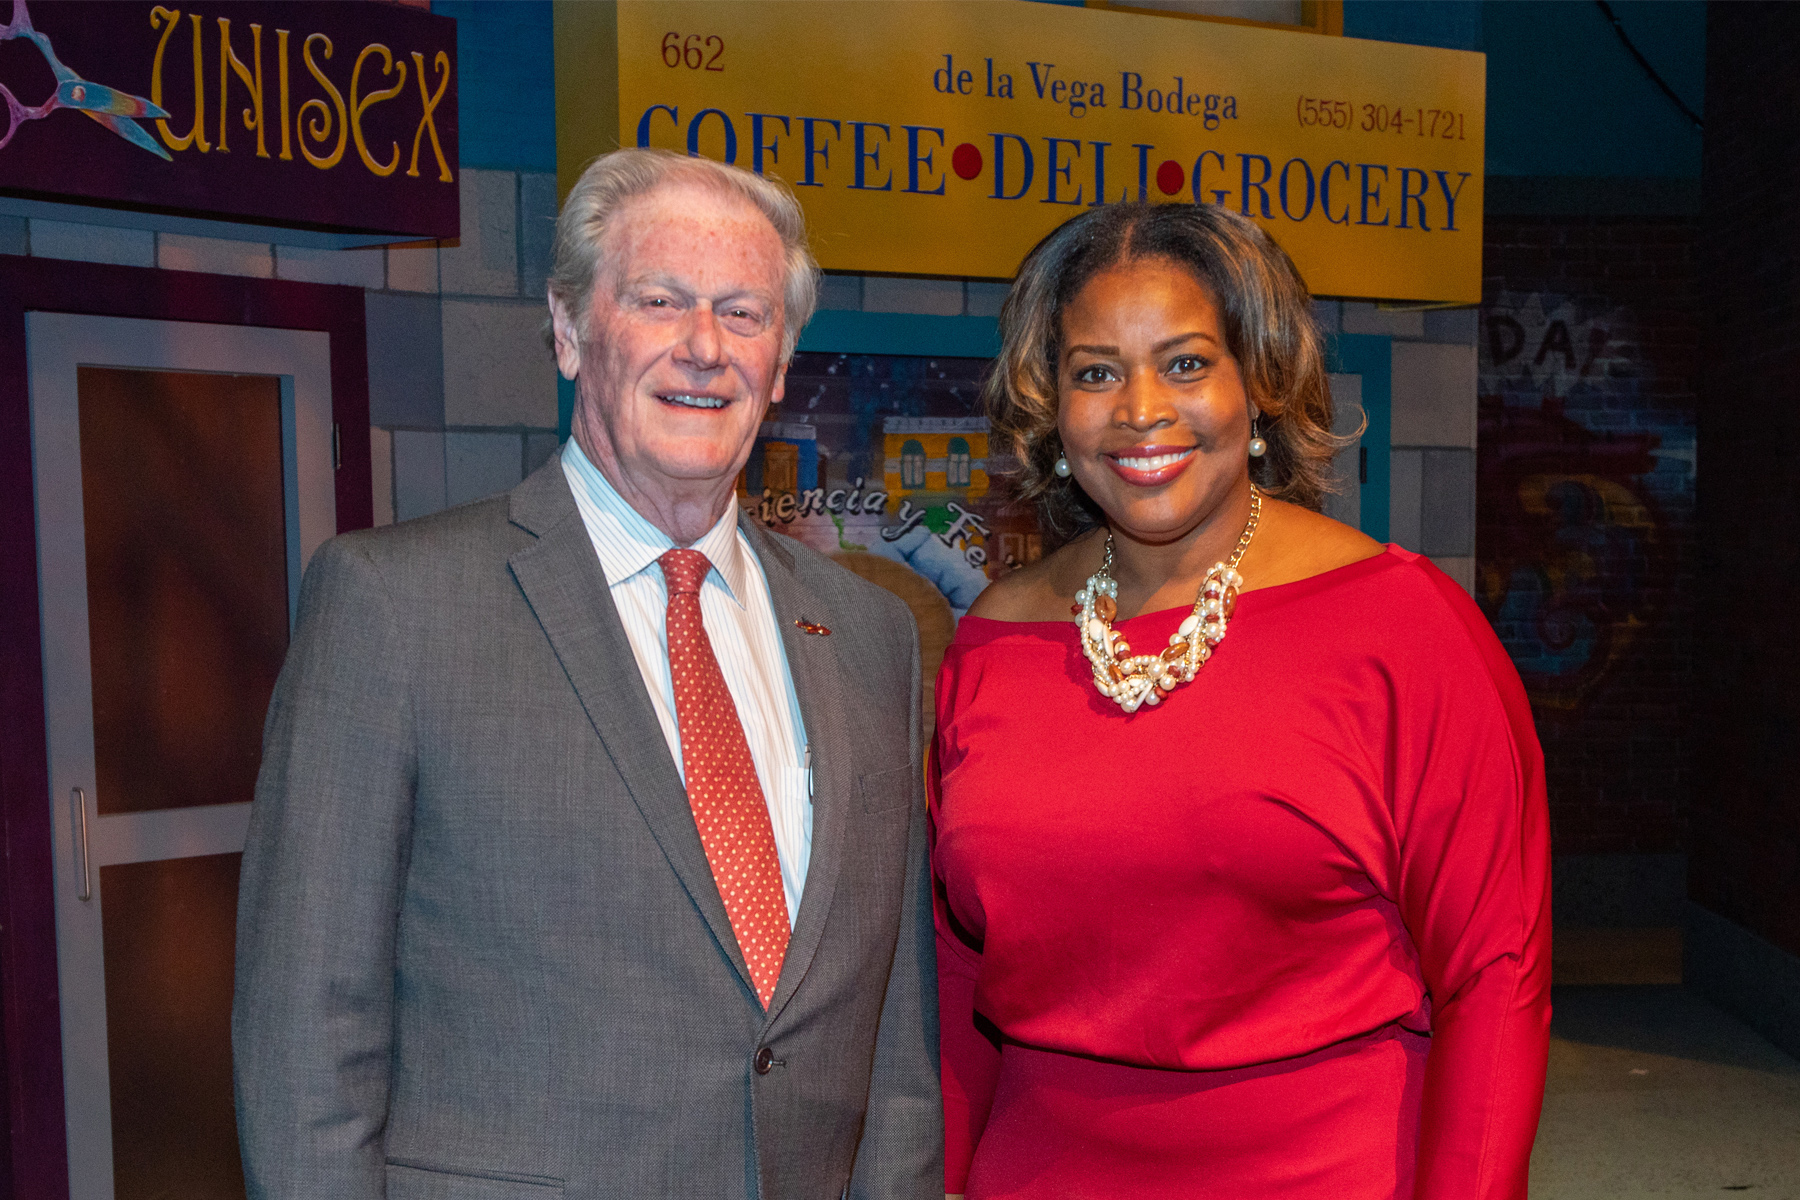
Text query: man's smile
659 392 732 410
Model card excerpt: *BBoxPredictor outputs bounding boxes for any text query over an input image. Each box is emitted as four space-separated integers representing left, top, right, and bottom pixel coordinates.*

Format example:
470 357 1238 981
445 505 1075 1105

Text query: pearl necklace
1073 485 1262 713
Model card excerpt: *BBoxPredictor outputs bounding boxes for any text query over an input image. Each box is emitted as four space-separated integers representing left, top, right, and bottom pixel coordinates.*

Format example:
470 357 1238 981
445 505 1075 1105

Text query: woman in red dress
932 203 1550 1199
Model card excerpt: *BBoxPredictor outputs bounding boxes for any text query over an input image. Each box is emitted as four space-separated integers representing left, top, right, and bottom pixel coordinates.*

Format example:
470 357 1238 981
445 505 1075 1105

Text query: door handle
70 787 91 902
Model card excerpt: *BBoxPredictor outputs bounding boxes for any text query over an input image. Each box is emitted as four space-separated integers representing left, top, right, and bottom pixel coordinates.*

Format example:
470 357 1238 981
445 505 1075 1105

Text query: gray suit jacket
233 459 941 1200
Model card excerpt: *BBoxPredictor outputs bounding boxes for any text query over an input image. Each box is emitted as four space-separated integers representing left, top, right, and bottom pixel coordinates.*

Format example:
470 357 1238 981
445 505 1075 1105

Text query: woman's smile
1104 444 1198 486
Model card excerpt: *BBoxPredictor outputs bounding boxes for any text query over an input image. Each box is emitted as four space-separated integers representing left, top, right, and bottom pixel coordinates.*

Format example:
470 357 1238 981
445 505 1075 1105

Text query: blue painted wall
1344 0 1705 180
433 0 557 172
1481 1 1702 179
1343 0 1482 52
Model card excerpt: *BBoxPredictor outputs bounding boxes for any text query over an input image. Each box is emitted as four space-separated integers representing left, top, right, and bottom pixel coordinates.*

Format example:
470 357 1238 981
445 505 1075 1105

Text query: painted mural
741 351 1040 619
740 349 1045 735
1476 291 1694 711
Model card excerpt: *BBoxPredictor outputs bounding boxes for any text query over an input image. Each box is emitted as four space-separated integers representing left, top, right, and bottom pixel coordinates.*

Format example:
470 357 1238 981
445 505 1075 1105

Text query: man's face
552 182 788 524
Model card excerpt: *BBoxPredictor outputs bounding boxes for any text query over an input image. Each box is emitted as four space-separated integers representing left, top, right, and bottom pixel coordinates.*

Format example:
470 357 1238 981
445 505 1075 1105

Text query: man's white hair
546 147 820 361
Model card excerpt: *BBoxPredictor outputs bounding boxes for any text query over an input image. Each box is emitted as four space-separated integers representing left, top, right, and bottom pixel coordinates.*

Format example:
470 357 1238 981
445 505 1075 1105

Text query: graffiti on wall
1477 292 1694 711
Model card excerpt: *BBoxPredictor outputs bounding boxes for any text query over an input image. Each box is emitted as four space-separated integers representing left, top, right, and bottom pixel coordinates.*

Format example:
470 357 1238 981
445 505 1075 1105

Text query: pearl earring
1248 415 1267 459
1054 455 1073 477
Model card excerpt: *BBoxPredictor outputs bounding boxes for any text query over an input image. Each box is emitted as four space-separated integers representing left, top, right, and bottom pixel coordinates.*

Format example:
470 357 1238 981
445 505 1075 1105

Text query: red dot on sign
952 142 983 181
1156 160 1185 196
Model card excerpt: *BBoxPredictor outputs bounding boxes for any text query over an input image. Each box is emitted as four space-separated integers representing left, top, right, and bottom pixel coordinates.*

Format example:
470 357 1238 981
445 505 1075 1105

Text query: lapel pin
794 618 831 636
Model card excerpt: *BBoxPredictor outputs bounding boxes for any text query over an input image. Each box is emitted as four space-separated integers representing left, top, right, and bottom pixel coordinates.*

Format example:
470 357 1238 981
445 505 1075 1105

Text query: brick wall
1478 216 1699 856
1692 3 1800 957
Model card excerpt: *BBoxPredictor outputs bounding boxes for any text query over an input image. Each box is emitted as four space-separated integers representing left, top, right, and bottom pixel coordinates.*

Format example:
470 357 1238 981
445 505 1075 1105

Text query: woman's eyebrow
1151 332 1220 353
1065 332 1220 358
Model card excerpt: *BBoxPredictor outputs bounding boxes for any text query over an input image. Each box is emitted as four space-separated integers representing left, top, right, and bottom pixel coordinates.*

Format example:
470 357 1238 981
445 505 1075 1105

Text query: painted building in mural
880 415 994 570
745 421 820 495
883 416 990 502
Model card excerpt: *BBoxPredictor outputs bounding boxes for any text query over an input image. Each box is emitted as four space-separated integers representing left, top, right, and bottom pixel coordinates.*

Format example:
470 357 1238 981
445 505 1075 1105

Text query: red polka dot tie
659 548 790 1008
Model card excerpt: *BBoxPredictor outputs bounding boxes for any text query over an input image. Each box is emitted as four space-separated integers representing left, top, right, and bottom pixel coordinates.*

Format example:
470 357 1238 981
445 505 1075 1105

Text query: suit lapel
743 518 853 1026
505 463 756 998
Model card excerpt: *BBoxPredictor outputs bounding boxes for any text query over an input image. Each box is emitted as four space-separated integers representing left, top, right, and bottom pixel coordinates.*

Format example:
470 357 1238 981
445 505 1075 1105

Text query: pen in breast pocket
803 746 813 799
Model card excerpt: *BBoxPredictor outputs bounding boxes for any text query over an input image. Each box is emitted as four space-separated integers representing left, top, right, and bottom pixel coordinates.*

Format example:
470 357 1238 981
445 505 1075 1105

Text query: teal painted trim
797 311 1000 359
1327 333 1391 544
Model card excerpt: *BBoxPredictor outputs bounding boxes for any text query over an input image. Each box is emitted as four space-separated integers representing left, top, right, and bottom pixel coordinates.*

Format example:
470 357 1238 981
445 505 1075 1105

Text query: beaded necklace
1072 485 1261 713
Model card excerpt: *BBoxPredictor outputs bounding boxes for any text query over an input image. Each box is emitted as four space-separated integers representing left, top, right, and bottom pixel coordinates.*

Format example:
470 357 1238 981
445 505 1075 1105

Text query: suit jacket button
753 1047 774 1075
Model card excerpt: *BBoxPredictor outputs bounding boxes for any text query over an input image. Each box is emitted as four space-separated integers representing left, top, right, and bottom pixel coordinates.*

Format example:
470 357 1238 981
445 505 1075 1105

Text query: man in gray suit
233 149 941 1200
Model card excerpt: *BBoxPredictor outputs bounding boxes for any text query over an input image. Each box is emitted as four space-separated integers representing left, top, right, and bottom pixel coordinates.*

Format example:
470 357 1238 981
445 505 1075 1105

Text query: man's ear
549 293 583 382
769 358 789 407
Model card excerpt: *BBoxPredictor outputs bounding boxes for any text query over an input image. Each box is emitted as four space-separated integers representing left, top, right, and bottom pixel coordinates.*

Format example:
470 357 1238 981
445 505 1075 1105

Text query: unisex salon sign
0 0 457 239
597 1 1484 302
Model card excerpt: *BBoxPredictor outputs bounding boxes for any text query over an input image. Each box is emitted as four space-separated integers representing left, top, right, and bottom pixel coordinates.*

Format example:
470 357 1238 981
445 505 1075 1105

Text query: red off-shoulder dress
931 547 1551 1199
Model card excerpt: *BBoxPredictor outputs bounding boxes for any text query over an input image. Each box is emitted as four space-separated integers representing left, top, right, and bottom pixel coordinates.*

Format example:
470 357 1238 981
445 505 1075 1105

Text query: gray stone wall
1303 300 1479 589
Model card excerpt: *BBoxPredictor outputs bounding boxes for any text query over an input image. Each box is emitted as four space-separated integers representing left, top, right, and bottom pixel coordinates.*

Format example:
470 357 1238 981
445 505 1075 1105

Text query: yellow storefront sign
566 1 1485 303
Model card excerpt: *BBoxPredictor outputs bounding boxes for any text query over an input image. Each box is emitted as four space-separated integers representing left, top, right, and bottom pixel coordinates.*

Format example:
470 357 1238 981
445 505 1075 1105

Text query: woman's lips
1103 445 1196 486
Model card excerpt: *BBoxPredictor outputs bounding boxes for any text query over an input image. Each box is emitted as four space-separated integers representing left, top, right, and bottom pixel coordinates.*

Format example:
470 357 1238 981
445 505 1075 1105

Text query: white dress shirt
562 440 811 922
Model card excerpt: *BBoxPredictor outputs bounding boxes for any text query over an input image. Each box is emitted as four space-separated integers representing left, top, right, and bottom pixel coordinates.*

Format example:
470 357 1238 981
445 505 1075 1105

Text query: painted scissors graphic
1 0 172 158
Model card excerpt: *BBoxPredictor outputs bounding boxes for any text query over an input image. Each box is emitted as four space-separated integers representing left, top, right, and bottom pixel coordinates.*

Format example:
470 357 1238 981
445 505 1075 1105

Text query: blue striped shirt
561 439 811 922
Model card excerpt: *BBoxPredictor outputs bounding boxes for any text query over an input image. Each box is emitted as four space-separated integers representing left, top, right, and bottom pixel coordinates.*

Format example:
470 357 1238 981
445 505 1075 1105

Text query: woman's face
1056 257 1254 546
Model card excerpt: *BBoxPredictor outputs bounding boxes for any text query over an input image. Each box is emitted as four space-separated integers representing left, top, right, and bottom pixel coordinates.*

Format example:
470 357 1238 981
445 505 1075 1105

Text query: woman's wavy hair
986 203 1347 544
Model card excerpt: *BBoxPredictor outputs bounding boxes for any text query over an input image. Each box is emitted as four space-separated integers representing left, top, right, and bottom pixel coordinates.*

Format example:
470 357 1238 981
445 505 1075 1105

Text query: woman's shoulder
1240 498 1385 594
1242 502 1499 660
1254 530 1530 725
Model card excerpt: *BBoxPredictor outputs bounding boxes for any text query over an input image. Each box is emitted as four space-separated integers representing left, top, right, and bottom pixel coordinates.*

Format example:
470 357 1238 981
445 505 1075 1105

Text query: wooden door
29 315 336 1200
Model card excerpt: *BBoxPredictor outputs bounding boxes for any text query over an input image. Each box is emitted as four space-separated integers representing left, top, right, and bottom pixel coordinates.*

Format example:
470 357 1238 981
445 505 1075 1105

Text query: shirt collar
560 438 751 608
